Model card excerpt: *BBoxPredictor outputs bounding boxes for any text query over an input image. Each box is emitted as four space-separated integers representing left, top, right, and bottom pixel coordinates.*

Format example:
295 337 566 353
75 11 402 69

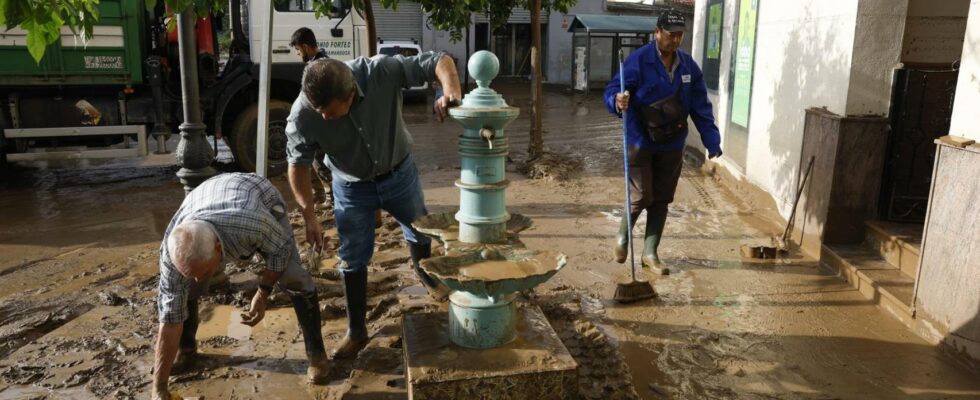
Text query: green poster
731 0 758 128
707 4 722 59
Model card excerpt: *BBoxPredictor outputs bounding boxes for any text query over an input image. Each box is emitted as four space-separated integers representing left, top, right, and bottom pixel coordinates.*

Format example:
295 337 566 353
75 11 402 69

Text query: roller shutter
373 1 424 43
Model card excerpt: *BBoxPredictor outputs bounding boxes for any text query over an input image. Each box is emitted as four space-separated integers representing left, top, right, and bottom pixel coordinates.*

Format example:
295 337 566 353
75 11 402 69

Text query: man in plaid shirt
152 173 328 400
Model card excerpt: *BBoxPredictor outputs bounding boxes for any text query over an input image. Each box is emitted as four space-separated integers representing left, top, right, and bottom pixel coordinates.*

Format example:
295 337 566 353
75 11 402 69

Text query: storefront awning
566 14 658 34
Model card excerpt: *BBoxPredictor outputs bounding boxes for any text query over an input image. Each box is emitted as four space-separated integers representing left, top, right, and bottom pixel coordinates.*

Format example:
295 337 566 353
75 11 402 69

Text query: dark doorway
880 68 958 223
474 22 545 77
476 23 490 52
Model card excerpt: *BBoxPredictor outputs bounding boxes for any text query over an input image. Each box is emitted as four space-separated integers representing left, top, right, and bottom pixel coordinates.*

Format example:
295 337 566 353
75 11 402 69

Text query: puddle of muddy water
196 304 253 341
619 341 672 399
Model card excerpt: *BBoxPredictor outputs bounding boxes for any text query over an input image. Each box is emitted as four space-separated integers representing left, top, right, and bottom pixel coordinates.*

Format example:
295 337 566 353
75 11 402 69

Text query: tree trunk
361 0 378 56
527 0 544 160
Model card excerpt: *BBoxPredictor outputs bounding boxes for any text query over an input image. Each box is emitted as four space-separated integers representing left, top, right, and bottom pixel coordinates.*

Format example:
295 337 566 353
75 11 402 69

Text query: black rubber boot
409 242 449 302
642 205 670 275
614 209 641 263
288 290 329 383
332 267 369 359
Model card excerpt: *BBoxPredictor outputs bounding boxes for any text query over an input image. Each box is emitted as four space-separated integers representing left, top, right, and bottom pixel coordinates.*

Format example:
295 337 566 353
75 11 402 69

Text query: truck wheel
230 99 290 177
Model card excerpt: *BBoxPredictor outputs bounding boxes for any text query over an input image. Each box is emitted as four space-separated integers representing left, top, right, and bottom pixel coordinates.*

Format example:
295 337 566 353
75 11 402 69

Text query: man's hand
288 165 323 253
434 54 462 123
241 287 269 326
434 95 460 122
304 214 325 254
615 91 630 112
709 150 724 159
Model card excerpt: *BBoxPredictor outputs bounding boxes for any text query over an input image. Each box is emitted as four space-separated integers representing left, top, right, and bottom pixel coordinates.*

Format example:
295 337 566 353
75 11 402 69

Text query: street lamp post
174 9 216 193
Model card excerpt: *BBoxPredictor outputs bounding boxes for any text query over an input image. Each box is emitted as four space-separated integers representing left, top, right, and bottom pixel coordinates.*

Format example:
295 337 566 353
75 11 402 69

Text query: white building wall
949 0 980 141
743 0 859 216
422 17 471 79
545 1 608 84
692 0 864 217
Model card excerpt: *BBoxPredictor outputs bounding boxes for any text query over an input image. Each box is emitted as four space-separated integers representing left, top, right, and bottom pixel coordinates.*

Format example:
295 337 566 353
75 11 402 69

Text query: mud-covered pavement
1 84 979 399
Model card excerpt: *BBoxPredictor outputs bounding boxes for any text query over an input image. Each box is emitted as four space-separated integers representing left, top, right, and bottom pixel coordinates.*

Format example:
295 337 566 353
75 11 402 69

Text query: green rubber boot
642 206 670 275
613 210 639 263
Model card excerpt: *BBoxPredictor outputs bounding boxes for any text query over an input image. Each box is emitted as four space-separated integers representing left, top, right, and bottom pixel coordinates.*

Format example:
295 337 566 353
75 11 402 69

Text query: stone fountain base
403 305 578 399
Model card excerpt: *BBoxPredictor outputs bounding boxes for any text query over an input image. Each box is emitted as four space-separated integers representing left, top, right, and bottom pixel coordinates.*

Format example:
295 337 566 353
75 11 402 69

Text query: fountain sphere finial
468 50 499 88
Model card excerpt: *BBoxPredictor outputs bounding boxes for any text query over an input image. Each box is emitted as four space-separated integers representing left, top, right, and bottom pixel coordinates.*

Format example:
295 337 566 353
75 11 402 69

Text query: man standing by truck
152 173 329 400
291 27 332 205
285 53 461 359
290 27 329 63
605 9 723 275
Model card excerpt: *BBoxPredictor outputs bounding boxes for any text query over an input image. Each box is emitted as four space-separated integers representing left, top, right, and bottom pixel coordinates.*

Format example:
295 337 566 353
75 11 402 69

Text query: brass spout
480 127 496 149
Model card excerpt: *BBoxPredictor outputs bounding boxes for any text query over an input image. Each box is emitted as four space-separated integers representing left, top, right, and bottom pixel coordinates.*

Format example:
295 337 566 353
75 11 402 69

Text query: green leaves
3 0 100 64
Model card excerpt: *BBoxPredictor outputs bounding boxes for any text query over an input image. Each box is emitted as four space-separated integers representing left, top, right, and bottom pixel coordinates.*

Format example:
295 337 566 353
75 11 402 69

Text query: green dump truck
0 0 368 176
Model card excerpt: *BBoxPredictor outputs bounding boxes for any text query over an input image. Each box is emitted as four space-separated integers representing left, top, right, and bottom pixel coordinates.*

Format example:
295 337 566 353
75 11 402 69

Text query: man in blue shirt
604 9 723 275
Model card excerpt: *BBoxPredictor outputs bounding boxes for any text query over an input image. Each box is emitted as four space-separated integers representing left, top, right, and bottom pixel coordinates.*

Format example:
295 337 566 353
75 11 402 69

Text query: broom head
614 279 657 304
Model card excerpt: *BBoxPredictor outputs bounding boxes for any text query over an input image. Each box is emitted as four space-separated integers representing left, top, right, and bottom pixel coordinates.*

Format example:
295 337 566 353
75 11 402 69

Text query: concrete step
821 244 916 325
864 220 922 277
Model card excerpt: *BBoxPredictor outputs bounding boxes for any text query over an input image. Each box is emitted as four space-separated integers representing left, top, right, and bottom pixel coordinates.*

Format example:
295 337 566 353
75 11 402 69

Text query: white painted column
255 0 275 177
844 0 909 116
949 0 980 141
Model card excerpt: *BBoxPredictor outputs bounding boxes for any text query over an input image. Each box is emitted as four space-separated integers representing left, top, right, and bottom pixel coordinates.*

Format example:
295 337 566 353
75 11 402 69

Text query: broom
614 49 656 304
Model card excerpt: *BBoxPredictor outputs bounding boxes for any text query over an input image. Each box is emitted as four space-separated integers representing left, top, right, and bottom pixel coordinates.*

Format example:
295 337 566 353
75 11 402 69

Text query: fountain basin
420 247 566 298
420 248 567 348
413 212 532 245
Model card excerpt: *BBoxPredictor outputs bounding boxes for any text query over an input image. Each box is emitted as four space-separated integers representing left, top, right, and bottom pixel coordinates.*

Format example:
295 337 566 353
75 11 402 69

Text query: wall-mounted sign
731 0 758 128
707 3 722 59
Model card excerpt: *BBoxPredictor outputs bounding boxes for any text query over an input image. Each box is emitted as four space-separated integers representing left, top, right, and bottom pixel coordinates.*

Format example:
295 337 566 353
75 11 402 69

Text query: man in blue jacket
604 9 723 275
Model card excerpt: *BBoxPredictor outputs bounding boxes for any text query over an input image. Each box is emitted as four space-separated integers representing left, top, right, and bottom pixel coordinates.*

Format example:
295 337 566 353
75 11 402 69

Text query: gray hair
302 58 355 109
167 220 219 274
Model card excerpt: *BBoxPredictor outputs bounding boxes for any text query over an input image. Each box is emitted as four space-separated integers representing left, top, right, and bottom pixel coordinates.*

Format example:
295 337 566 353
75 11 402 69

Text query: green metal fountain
412 51 567 349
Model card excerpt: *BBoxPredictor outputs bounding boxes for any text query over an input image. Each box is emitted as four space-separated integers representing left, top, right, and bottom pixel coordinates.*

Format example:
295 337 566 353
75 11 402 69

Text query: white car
377 39 428 99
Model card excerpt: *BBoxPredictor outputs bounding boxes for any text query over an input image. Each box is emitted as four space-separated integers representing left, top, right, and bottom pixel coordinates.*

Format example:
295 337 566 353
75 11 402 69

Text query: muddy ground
1 84 979 399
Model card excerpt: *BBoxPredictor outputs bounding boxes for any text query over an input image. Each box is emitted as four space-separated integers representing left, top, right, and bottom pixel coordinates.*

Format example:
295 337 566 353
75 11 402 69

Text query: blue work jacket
603 44 721 154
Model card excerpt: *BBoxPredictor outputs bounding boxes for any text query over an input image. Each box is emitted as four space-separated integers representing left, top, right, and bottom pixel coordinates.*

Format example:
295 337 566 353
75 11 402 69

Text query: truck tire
229 99 290 177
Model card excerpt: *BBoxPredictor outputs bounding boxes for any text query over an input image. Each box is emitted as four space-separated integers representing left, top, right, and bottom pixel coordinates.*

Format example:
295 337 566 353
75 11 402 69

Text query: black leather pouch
640 90 688 143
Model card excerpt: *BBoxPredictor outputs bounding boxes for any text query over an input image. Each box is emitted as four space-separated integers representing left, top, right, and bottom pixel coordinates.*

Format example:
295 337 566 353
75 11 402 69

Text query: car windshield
379 46 420 57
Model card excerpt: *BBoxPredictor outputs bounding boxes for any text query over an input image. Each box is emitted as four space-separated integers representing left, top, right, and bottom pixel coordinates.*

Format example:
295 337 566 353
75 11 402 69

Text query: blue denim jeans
331 153 431 273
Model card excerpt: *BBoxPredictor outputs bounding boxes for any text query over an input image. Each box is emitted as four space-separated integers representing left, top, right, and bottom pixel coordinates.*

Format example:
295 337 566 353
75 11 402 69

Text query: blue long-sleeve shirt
603 44 722 154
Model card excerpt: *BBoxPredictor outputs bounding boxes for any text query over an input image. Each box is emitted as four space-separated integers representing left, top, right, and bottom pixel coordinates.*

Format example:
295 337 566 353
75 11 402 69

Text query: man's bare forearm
288 164 316 219
153 322 183 394
436 55 462 100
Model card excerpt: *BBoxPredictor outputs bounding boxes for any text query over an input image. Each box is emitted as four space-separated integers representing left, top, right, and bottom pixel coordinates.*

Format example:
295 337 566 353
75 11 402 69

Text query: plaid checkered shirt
157 173 295 324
